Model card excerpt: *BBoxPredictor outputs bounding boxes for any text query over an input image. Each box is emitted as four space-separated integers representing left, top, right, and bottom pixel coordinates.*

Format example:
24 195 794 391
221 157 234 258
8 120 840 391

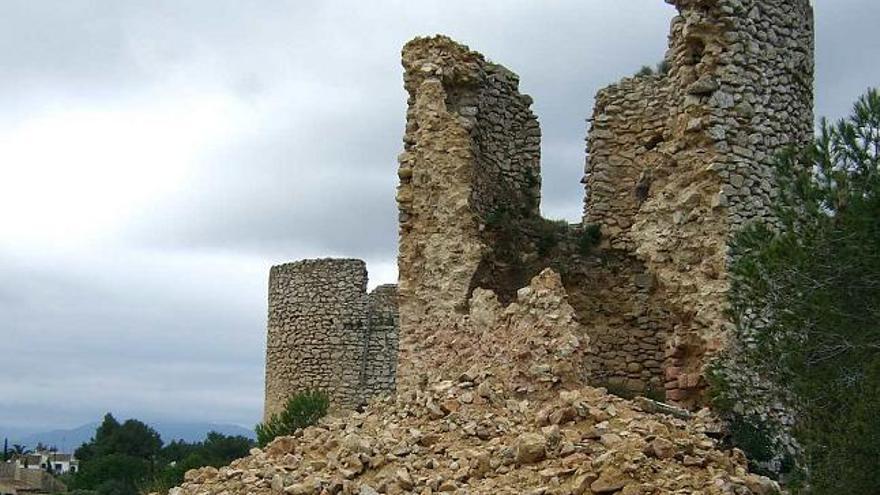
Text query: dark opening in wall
684 38 706 66
645 134 664 151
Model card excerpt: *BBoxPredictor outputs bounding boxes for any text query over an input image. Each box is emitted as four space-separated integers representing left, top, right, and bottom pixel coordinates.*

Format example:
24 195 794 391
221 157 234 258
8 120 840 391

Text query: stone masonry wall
584 0 814 405
397 35 542 333
362 284 399 401
257 0 813 444
563 253 674 395
398 0 813 409
396 36 682 399
263 259 398 418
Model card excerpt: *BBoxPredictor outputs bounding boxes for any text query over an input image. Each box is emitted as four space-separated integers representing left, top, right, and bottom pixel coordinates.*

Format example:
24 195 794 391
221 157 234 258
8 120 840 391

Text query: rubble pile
169 271 779 495
397 269 590 399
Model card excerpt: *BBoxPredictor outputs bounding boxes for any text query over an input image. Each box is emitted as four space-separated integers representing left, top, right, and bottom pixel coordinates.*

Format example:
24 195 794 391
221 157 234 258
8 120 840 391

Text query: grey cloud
121 1 676 256
814 1 880 121
128 102 402 257
1 0 878 433
139 170 399 259
0 252 265 429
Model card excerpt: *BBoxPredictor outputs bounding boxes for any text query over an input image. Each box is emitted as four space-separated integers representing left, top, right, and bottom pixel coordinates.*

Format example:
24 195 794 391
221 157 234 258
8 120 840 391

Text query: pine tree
729 88 880 493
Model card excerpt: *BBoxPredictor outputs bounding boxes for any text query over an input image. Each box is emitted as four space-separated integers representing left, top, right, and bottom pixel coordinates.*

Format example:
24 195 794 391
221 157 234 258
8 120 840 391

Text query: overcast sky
1 0 877 436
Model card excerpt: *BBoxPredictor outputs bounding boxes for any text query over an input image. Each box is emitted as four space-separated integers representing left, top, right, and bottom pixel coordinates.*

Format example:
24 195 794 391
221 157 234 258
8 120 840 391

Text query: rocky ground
168 270 780 495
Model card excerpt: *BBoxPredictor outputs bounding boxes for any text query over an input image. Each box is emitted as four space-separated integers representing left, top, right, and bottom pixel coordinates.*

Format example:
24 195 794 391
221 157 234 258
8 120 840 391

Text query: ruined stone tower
397 0 814 406
396 37 542 337
583 0 814 404
262 0 814 415
263 259 398 418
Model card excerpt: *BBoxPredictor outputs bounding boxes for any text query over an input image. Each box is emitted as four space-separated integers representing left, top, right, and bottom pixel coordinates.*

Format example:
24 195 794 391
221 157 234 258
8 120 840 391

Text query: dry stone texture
563 254 673 396
175 271 781 495
396 0 814 408
264 259 398 418
398 268 590 395
583 0 814 405
397 35 542 335
191 1 818 492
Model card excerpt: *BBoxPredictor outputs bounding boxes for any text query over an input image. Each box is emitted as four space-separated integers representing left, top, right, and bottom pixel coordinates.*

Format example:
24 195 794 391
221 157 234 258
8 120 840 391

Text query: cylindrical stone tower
263 258 398 419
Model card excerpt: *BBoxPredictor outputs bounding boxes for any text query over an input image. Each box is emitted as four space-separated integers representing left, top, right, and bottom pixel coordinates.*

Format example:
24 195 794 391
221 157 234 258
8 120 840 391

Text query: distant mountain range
2 422 255 452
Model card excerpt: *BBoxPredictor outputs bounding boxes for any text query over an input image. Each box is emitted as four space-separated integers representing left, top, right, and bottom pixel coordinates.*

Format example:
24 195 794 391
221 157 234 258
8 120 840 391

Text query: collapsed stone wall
583 0 814 405
396 38 664 400
398 0 813 409
178 272 783 495
396 36 671 397
264 259 398 418
397 36 542 334
263 0 813 420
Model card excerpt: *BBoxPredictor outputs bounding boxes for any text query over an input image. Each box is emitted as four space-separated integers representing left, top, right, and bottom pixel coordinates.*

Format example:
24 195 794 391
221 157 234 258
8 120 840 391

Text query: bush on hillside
255 390 330 447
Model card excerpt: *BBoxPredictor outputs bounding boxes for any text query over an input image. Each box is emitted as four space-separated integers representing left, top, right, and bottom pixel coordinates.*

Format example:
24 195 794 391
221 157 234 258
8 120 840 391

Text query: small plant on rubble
255 390 330 447
576 224 602 256
635 65 654 77
656 59 671 75
534 218 570 256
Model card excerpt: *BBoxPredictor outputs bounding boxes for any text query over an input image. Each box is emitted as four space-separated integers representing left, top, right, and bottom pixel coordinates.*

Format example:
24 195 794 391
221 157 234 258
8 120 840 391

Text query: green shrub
534 219 569 256
255 390 330 447
577 224 602 255
635 61 670 78
635 65 654 77
71 454 148 495
95 479 132 495
704 363 737 415
726 88 880 492
140 432 254 494
656 59 671 75
727 415 775 472
484 206 510 229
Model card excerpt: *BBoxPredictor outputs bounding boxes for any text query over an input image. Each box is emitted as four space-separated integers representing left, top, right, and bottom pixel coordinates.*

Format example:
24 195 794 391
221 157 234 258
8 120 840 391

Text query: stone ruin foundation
263 259 398 418
583 0 814 406
397 0 814 407
264 0 815 413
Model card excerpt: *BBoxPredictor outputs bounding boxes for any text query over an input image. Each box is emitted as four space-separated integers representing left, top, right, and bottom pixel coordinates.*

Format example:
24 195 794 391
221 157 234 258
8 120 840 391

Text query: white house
15 451 78 475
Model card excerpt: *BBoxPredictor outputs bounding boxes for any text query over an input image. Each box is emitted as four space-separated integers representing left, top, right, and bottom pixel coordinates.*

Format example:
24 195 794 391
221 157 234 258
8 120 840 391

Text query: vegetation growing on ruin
483 205 601 259
533 219 570 257
477 203 604 306
255 390 329 448
634 60 671 77
722 89 880 493
576 224 602 256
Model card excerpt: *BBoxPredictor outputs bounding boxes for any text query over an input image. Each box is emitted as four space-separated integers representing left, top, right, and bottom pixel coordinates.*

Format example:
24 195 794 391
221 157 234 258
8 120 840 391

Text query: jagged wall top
401 36 541 220
401 36 486 97
398 36 542 332
583 0 813 404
